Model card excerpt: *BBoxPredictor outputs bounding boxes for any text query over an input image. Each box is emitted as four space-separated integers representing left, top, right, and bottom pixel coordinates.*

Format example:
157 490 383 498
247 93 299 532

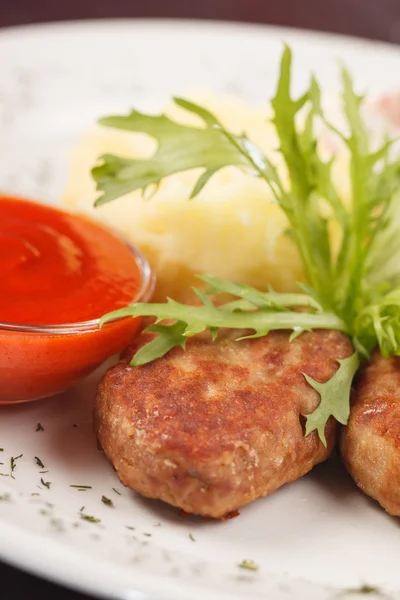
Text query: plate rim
0 16 399 57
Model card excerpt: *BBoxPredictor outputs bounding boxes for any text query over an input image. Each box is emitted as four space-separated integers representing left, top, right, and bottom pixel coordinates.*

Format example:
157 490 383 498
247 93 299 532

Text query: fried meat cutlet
95 328 352 518
341 352 400 516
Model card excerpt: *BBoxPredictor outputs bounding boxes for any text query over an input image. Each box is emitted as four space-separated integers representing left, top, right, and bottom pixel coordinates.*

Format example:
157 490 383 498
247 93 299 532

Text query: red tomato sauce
0 196 148 403
0 196 141 324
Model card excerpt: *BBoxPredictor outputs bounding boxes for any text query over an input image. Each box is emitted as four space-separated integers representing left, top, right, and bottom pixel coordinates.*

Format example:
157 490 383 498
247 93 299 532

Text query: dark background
2 0 400 43
2 1 400 599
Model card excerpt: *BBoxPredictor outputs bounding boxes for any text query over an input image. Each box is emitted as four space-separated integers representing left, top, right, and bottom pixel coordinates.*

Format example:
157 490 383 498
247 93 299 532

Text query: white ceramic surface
0 19 400 600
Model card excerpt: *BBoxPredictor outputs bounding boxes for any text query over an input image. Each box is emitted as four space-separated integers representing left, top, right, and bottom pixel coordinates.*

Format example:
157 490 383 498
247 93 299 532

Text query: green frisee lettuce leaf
303 353 360 446
92 99 251 206
95 46 400 444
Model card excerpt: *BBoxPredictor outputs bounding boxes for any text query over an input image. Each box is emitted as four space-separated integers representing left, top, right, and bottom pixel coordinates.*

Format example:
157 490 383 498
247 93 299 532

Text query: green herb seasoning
238 559 259 571
35 456 45 469
40 478 51 489
10 454 23 479
36 423 44 432
346 584 382 596
101 495 114 508
80 513 101 524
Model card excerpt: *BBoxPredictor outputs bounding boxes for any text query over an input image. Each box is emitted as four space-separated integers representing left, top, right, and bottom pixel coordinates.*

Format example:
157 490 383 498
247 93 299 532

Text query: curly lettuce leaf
197 275 323 312
353 285 400 358
94 47 400 443
303 353 359 446
101 277 347 349
102 298 346 342
93 48 342 311
92 99 254 206
132 321 188 366
313 68 400 324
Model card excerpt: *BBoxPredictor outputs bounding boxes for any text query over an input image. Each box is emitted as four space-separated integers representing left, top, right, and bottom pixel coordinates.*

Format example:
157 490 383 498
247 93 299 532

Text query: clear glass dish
0 243 154 404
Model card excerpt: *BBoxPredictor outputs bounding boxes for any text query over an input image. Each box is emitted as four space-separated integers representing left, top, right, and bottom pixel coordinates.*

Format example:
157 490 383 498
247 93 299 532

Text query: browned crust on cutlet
341 352 400 516
95 328 353 518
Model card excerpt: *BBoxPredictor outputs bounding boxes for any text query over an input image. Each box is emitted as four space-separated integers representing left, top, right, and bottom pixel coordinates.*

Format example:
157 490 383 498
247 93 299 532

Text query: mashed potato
62 92 346 302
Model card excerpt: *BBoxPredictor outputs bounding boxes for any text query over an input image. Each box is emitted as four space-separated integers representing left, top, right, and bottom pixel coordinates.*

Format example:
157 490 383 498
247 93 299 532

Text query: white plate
0 19 400 600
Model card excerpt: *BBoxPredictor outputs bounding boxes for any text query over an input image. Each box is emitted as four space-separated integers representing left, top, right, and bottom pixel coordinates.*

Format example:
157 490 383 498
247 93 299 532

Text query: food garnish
80 513 101 524
40 478 51 489
101 495 114 508
97 47 400 444
36 423 44 432
10 454 23 479
35 456 45 469
345 584 382 596
112 488 121 496
238 559 259 571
